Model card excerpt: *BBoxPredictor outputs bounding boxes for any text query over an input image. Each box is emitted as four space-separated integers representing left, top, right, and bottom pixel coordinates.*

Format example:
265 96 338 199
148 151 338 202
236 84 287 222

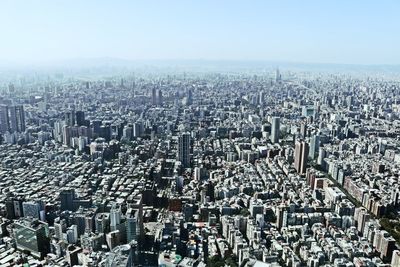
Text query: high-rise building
270 117 280 144
275 68 281 83
0 105 9 133
2 105 25 133
54 218 66 240
110 204 122 232
65 110 76 127
67 225 78 244
294 140 309 175
126 208 139 243
178 132 191 168
60 189 75 211
300 122 307 138
122 125 133 140
131 80 136 97
66 245 81 266
187 88 193 105
95 213 109 234
106 230 121 250
152 87 157 105
392 250 400 267
259 91 265 106
22 201 42 219
309 134 320 160
105 243 137 267
63 125 71 146
14 218 50 259
75 111 85 126
157 89 163 106
276 204 288 230
133 121 143 138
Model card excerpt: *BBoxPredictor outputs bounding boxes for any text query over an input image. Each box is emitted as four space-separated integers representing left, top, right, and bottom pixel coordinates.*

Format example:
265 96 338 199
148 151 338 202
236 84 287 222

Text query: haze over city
0 0 399 65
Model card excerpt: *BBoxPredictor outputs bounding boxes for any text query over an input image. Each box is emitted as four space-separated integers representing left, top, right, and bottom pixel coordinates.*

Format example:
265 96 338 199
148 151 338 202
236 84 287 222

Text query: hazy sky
0 0 399 65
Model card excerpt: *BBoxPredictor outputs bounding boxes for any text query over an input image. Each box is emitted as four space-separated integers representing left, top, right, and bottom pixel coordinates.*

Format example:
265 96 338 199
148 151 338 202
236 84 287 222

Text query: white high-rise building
110 204 121 232
270 117 280 144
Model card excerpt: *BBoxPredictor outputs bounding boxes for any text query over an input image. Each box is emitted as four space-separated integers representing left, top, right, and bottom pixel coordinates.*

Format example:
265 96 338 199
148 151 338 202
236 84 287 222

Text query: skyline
0 0 399 66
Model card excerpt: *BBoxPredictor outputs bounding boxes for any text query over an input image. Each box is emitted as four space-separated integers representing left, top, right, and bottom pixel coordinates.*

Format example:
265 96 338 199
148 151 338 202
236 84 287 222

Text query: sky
0 0 399 65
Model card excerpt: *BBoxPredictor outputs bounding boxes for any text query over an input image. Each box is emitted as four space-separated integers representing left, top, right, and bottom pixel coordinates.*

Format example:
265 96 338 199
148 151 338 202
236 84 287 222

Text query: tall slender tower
270 117 280 144
275 68 281 83
151 87 157 105
309 134 320 160
9 105 25 133
0 105 9 133
178 132 191 168
295 140 309 175
157 89 163 106
75 111 85 126
65 110 75 127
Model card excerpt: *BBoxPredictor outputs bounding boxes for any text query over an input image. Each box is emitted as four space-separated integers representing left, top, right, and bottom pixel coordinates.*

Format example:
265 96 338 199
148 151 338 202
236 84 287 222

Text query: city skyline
1 1 400 266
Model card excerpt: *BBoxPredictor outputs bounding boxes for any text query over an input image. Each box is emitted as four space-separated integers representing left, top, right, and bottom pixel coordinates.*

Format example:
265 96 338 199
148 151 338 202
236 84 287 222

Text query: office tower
92 120 102 136
270 117 280 144
22 201 41 219
38 131 51 145
53 121 64 142
294 140 309 175
275 68 281 83
131 80 135 97
130 196 144 240
84 212 95 234
13 199 23 217
259 91 265 106
126 208 139 243
157 89 163 106
381 236 396 260
152 87 157 105
66 245 81 266
75 111 85 126
105 242 137 267
0 105 9 133
106 230 121 250
122 125 133 140
110 204 121 232
8 83 15 94
60 189 75 211
187 88 193 105
100 125 111 141
74 211 87 237
151 88 162 106
54 218 66 240
5 199 15 219
67 225 78 244
128 241 139 266
95 213 109 234
63 125 71 146
392 250 400 267
65 110 75 127
300 122 307 138
6 198 23 219
133 121 143 138
14 219 50 259
309 134 320 159
276 204 288 230
178 132 191 168
8 105 25 133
